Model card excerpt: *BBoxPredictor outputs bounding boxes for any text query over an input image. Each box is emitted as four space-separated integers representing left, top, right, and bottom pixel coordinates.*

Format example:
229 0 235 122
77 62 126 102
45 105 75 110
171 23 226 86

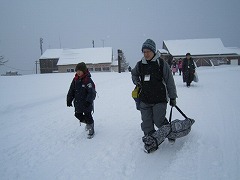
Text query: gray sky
0 0 240 74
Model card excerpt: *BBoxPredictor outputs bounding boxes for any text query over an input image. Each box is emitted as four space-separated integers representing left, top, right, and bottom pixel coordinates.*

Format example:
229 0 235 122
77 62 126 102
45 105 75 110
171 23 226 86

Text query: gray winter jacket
131 53 177 102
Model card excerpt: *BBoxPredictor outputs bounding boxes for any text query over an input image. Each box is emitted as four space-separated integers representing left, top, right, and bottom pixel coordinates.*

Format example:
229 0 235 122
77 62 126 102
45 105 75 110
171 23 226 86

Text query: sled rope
168 106 173 136
175 105 189 119
169 105 189 123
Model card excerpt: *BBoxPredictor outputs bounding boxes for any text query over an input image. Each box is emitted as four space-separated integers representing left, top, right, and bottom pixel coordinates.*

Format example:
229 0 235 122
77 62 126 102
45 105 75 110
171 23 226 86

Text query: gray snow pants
140 102 167 135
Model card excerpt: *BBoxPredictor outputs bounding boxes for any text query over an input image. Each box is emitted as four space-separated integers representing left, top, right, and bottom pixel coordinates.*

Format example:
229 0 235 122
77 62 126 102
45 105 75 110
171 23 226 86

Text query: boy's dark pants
75 112 94 124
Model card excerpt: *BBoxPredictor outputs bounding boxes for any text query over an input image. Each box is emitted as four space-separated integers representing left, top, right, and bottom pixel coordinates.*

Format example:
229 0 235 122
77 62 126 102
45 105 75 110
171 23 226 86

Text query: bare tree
0 55 8 65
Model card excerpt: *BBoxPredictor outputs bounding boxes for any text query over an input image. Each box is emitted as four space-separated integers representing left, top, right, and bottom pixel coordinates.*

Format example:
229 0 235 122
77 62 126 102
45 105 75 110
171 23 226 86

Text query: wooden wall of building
39 59 59 73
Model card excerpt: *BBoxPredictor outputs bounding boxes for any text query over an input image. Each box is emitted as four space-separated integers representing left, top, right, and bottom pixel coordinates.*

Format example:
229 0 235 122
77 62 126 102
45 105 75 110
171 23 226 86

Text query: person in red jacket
178 58 183 75
171 59 178 75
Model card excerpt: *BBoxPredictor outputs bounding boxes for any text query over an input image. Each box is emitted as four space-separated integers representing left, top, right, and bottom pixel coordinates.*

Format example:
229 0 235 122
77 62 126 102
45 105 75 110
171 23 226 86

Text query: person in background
182 53 196 87
167 54 173 67
131 39 178 143
178 58 183 75
128 66 132 72
67 62 96 138
171 59 178 75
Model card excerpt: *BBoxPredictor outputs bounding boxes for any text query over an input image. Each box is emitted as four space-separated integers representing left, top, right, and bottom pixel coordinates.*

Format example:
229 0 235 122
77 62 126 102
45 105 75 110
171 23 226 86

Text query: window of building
102 67 110 71
67 68 75 72
95 67 102 71
88 68 94 72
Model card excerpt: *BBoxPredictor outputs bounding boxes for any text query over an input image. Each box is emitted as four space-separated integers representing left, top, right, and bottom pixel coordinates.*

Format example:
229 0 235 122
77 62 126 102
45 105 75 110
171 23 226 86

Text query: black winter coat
139 60 167 104
182 58 196 83
67 71 95 113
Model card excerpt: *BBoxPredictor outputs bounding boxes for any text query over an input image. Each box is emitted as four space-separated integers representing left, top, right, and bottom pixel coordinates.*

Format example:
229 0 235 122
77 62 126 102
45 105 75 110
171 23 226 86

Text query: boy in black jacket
67 62 96 138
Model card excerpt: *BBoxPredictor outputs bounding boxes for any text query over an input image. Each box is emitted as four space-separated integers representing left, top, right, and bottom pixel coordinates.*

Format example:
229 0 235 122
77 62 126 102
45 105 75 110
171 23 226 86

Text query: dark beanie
75 62 87 73
186 53 191 56
142 39 156 53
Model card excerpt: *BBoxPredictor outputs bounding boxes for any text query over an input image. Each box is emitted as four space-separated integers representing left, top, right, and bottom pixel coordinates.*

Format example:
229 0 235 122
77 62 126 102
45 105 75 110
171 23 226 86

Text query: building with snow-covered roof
157 49 169 55
111 60 119 72
161 38 240 66
39 47 114 73
39 49 62 73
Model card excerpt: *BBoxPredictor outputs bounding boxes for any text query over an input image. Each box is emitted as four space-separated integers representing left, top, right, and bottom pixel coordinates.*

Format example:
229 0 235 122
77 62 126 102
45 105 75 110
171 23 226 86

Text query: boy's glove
67 101 72 107
170 99 176 107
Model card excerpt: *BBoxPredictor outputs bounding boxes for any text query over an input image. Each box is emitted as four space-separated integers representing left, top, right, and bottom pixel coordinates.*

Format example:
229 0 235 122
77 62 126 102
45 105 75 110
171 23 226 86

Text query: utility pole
59 36 62 48
101 39 105 47
35 60 39 74
40 38 43 55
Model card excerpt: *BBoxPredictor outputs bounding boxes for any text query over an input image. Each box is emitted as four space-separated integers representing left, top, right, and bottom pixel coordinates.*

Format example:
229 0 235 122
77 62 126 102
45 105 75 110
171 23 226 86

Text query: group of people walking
171 59 182 76
66 38 196 147
170 53 196 87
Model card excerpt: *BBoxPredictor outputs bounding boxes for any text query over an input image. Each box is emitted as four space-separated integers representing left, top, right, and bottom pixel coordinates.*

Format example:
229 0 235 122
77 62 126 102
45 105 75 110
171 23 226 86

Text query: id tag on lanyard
144 75 150 81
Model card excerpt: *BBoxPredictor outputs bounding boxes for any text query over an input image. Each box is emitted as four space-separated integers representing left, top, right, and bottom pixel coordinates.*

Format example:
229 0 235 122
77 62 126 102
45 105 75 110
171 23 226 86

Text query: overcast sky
0 0 240 74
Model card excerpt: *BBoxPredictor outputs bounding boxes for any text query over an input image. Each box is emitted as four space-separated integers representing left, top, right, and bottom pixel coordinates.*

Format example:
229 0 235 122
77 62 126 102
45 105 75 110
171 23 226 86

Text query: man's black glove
67 101 72 107
84 101 91 107
170 98 176 107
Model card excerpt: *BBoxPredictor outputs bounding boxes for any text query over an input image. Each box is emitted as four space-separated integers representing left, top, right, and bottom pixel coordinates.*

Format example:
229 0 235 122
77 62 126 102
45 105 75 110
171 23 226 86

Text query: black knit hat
186 53 191 56
142 39 156 53
75 62 87 73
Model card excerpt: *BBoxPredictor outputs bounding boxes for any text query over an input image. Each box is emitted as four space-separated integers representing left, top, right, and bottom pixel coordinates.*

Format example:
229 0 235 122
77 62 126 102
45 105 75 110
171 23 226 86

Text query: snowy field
0 65 240 180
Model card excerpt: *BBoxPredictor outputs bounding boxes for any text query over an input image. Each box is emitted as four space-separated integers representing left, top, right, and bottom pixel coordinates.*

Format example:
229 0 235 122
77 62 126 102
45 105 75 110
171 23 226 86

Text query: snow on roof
226 47 240 55
163 38 237 57
40 49 63 59
111 60 118 66
57 47 113 65
157 49 169 54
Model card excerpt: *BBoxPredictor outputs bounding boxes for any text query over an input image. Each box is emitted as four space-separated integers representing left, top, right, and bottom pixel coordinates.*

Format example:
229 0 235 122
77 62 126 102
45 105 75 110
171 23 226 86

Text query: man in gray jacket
131 39 177 141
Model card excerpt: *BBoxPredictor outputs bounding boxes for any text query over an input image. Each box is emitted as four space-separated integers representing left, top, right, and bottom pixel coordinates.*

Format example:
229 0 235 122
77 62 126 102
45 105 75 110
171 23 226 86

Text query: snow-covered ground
0 65 240 180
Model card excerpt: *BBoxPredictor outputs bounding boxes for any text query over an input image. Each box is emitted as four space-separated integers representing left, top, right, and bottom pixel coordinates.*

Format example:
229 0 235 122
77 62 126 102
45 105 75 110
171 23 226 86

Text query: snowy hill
0 65 240 180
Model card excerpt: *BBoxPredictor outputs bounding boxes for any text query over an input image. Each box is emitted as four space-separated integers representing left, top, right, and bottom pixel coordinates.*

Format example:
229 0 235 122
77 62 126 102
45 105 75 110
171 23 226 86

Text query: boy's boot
87 123 94 138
